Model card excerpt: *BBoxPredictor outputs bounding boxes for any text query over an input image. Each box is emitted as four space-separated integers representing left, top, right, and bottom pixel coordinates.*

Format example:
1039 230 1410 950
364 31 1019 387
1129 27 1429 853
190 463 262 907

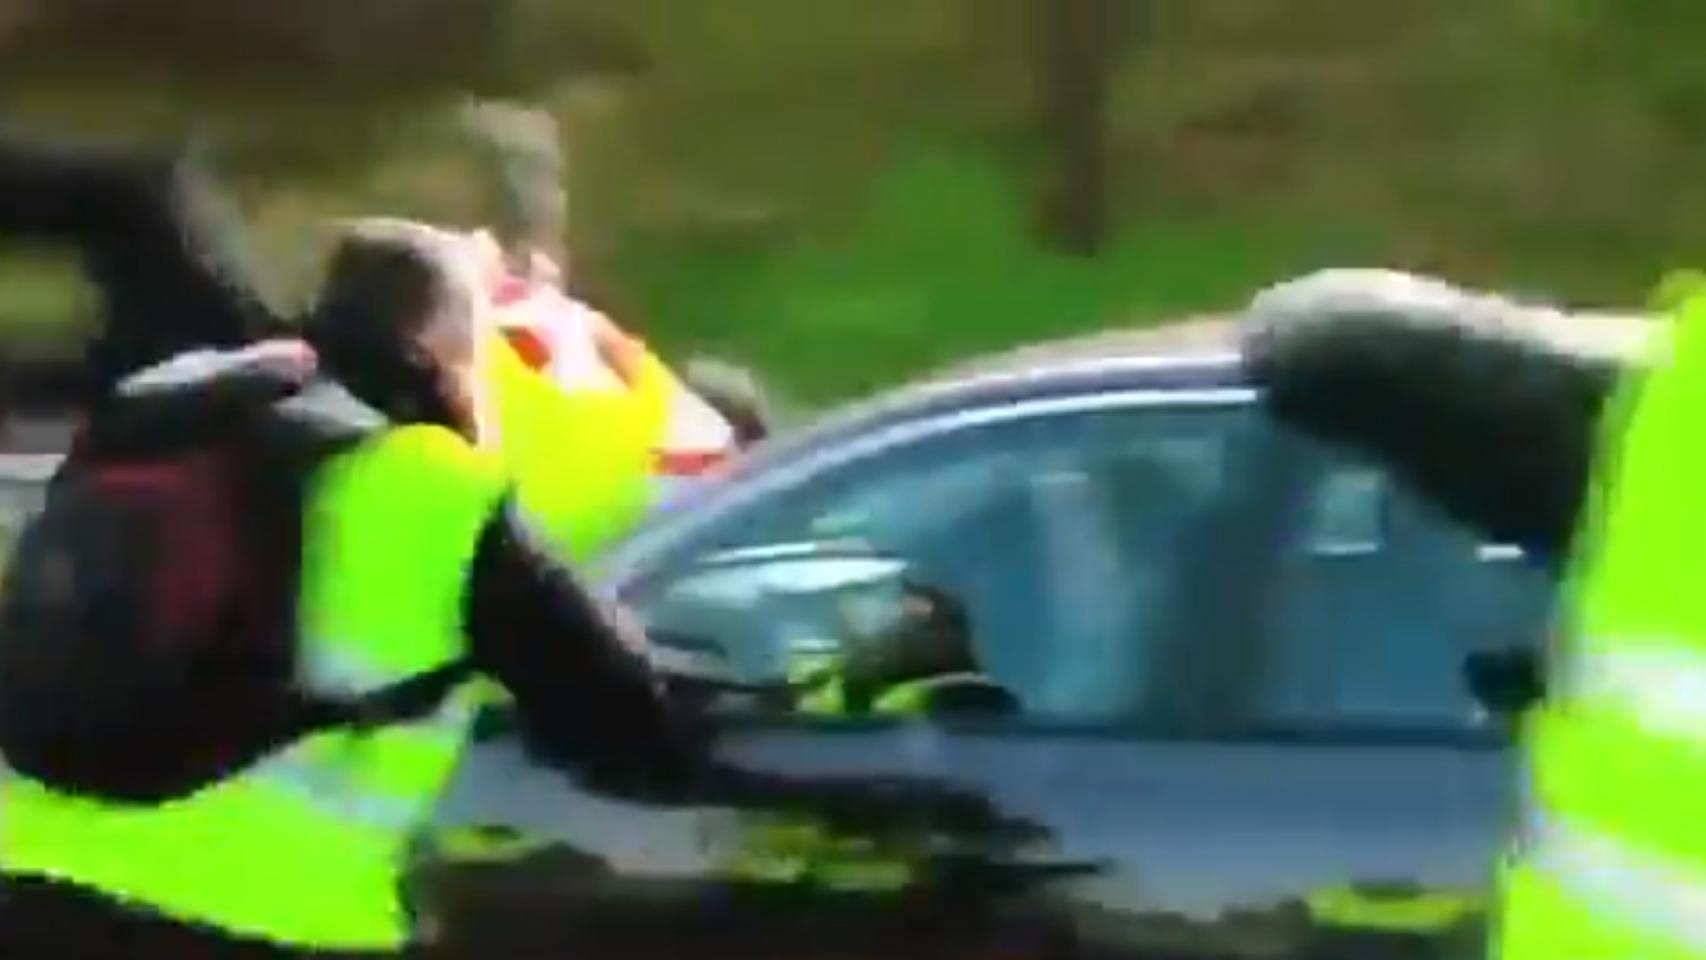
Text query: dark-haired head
301 219 485 437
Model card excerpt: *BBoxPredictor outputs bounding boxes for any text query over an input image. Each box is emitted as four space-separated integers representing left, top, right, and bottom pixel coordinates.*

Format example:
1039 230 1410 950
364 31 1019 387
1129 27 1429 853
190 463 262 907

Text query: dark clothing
65 336 701 807
0 131 702 952
0 874 405 960
465 500 701 796
0 132 279 400
1242 294 1622 568
0 128 697 796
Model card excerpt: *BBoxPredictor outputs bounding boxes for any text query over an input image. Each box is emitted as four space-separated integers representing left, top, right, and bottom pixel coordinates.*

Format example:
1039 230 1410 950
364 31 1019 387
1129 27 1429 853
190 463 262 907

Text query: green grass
615 142 1380 406
4 0 1705 409
0 251 97 342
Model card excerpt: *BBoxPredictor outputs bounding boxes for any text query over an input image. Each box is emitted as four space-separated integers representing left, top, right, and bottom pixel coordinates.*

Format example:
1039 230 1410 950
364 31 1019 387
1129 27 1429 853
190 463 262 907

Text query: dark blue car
415 333 1555 960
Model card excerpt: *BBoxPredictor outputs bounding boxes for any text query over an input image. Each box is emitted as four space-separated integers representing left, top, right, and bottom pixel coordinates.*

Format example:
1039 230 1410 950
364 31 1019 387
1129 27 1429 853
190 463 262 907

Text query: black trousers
0 874 406 960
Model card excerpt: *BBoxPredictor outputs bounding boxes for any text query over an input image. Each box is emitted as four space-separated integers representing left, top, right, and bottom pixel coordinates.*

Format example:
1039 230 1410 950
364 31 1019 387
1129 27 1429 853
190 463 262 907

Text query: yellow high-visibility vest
0 425 508 952
1496 287 1706 959
482 334 665 563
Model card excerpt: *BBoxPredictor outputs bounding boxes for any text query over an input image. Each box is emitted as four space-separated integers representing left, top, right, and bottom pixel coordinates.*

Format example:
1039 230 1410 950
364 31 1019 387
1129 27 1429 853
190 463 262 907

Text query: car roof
604 318 1252 579
932 315 1241 381
718 317 1246 486
720 299 1654 487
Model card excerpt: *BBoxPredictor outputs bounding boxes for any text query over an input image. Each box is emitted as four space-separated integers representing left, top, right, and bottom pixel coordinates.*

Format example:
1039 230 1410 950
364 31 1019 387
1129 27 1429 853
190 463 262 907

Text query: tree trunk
1035 0 1110 255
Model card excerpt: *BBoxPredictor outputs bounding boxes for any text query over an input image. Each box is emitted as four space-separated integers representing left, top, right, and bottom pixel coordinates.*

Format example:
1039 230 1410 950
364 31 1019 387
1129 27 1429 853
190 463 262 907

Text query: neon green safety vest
1496 286 1706 959
0 424 508 953
457 335 664 719
485 334 661 564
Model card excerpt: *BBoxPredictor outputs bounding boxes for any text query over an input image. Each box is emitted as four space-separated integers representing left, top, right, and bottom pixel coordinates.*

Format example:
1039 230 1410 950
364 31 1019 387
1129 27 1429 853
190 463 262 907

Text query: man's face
400 229 502 444
410 233 488 367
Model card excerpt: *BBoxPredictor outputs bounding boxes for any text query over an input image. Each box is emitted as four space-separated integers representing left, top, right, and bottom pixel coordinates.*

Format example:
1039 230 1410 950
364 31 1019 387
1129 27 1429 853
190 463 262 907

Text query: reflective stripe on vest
249 683 482 836
0 425 508 951
1517 811 1706 954
1557 640 1706 739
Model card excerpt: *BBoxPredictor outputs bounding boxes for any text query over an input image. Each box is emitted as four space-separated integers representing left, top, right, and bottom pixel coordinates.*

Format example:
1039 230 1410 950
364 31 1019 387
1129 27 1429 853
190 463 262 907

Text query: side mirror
629 541 1017 721
624 540 913 696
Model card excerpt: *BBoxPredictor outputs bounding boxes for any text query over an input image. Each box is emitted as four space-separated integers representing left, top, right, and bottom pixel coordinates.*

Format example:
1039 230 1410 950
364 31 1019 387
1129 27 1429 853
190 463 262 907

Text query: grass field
3 1 1705 406
608 142 1384 405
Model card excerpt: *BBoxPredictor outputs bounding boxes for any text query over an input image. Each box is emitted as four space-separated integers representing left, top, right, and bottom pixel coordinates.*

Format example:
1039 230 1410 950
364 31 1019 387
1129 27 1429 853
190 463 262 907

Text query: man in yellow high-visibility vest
0 160 703 959
1491 280 1706 957
459 101 741 561
1243 267 1706 958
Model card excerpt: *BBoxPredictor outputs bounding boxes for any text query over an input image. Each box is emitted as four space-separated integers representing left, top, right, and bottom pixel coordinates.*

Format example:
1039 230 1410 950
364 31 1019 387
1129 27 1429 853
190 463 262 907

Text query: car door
420 386 1552 960
418 385 1234 959
1133 414 1554 960
616 388 1266 960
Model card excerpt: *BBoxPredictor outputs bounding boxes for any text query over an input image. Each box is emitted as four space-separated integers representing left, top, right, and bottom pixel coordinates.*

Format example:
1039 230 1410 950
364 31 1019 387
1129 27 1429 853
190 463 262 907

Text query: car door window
1224 422 1556 734
1023 406 1239 720
1061 407 1555 737
621 400 1245 725
628 419 1037 714
1305 466 1388 557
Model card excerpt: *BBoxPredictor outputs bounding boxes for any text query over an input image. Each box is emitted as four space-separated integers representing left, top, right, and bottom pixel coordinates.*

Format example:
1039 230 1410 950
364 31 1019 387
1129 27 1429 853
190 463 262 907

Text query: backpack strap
300 659 479 734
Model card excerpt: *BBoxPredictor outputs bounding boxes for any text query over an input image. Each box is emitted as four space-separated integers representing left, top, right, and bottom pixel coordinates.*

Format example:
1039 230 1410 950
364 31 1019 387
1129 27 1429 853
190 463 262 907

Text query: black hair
299 225 464 430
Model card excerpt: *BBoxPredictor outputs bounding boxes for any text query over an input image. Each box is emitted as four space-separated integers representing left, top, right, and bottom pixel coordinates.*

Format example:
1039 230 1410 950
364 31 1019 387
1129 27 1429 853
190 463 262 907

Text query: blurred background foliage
0 0 1702 402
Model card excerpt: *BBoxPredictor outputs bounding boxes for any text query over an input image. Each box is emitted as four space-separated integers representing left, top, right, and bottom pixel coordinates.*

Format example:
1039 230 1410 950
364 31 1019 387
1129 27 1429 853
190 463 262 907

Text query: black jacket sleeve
458 502 1045 838
1241 272 1641 567
461 503 707 800
0 132 280 396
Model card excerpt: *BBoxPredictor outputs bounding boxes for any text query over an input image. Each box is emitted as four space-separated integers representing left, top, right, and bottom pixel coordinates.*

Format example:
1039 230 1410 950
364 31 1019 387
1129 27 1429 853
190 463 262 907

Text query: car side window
622 400 1244 725
1305 467 1387 557
1238 421 1556 734
1019 406 1238 720
628 416 1059 721
624 397 1556 735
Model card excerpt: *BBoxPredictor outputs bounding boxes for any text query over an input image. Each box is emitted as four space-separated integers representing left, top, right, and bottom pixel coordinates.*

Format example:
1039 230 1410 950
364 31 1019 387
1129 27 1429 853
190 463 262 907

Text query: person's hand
464 229 509 293
117 338 317 400
586 308 647 387
239 339 318 383
608 602 653 659
93 339 320 451
528 248 564 288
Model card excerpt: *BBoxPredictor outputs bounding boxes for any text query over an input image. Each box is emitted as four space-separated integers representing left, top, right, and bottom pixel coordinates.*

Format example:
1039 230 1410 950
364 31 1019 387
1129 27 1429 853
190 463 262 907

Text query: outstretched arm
462 503 709 800
0 132 279 395
1241 269 1651 566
